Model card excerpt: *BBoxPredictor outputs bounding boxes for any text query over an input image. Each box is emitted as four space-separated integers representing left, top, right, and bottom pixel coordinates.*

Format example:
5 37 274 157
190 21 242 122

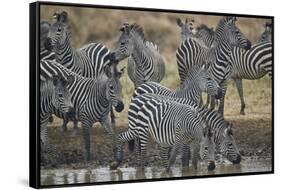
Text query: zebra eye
207 78 211 81
228 143 233 146
120 41 125 45
204 147 208 150
57 27 62 32
109 85 114 89
58 93 63 98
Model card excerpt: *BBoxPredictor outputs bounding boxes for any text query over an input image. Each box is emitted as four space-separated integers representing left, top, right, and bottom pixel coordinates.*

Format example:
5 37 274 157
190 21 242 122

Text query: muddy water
41 159 272 186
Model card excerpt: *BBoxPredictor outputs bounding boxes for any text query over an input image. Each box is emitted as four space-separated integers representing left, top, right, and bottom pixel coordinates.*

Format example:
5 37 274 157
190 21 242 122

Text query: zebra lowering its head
40 75 74 163
113 93 216 171
111 23 165 88
112 83 240 170
40 60 124 161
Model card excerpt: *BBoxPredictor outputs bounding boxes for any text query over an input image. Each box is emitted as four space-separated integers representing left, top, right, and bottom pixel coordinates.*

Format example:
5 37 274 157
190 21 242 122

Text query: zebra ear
53 12 60 22
104 65 113 78
59 11 68 23
176 18 183 27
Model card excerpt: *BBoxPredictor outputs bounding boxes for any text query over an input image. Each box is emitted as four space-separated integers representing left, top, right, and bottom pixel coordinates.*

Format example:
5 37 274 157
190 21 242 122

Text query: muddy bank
41 114 272 169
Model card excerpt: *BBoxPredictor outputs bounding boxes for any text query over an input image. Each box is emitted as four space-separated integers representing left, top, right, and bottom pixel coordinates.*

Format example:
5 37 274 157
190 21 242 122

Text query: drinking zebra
40 60 124 160
44 11 118 130
176 16 252 115
111 23 165 88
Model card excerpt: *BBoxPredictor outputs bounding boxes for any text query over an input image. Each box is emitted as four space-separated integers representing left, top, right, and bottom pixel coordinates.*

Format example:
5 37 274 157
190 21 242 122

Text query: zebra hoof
240 110 245 115
110 161 120 170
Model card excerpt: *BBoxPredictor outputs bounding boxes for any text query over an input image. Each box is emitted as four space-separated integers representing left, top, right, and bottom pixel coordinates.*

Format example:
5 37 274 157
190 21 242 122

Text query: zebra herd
39 11 272 172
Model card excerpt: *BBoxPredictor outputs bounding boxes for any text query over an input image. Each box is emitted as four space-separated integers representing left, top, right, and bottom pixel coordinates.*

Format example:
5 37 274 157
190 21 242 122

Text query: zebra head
199 63 222 99
104 64 124 112
216 16 251 50
111 23 144 62
260 22 272 42
44 11 70 51
219 122 241 164
176 18 194 40
51 75 74 115
200 126 216 171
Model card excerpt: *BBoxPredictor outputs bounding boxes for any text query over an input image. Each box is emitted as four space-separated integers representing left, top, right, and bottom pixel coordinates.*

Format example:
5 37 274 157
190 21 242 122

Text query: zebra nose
67 107 75 118
44 38 53 51
208 161 216 171
115 101 124 112
245 40 252 50
232 154 241 164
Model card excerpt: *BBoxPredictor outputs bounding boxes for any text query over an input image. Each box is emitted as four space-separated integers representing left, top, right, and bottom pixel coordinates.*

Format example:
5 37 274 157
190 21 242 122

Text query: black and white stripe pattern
40 60 124 160
40 21 55 61
112 23 165 88
176 17 252 115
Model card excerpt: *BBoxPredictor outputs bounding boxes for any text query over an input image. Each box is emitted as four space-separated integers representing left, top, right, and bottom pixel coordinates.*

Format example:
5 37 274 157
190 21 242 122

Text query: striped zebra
44 11 118 130
176 18 215 48
228 41 272 114
40 21 55 61
40 75 74 164
40 60 124 161
112 83 240 169
259 22 272 42
176 16 252 115
111 23 165 88
187 23 272 115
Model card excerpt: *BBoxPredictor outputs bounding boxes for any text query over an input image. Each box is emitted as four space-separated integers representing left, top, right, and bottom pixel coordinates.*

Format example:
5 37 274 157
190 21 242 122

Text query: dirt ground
41 103 272 169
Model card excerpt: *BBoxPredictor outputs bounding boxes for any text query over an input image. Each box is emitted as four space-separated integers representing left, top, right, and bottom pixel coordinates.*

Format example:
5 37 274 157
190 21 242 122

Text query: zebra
118 93 215 171
187 22 272 115
228 41 272 114
112 82 241 169
40 59 124 161
43 11 118 130
259 22 272 42
176 18 215 48
176 16 252 115
111 23 165 88
40 21 55 61
40 75 74 163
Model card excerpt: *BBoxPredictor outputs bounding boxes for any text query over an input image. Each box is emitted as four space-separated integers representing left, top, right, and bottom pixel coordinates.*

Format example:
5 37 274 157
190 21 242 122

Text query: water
41 159 272 186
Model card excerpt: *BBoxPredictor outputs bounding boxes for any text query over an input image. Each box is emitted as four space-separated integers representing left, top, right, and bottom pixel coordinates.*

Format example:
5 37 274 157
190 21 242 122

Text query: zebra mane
145 41 160 52
196 24 215 36
130 23 146 42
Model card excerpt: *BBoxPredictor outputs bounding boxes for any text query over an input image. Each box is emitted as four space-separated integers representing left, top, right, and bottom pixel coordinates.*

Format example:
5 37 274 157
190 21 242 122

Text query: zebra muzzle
232 154 241 164
214 88 223 99
208 161 216 171
115 101 124 112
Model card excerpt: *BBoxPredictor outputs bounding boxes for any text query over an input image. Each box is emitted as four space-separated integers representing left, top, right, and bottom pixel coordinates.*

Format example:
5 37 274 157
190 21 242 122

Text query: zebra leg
233 78 246 115
159 146 170 169
218 81 227 115
210 96 216 110
73 120 78 130
181 143 191 168
191 143 200 170
61 118 69 132
167 142 181 171
138 131 149 169
81 121 92 161
110 107 116 131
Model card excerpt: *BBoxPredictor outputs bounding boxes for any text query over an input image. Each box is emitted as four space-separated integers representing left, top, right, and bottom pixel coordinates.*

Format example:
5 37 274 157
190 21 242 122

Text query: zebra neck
95 80 110 108
131 39 151 69
40 87 54 115
54 35 76 70
199 106 225 144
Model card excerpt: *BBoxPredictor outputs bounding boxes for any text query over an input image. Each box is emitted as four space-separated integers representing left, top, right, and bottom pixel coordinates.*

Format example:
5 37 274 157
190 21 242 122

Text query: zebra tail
128 139 135 152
